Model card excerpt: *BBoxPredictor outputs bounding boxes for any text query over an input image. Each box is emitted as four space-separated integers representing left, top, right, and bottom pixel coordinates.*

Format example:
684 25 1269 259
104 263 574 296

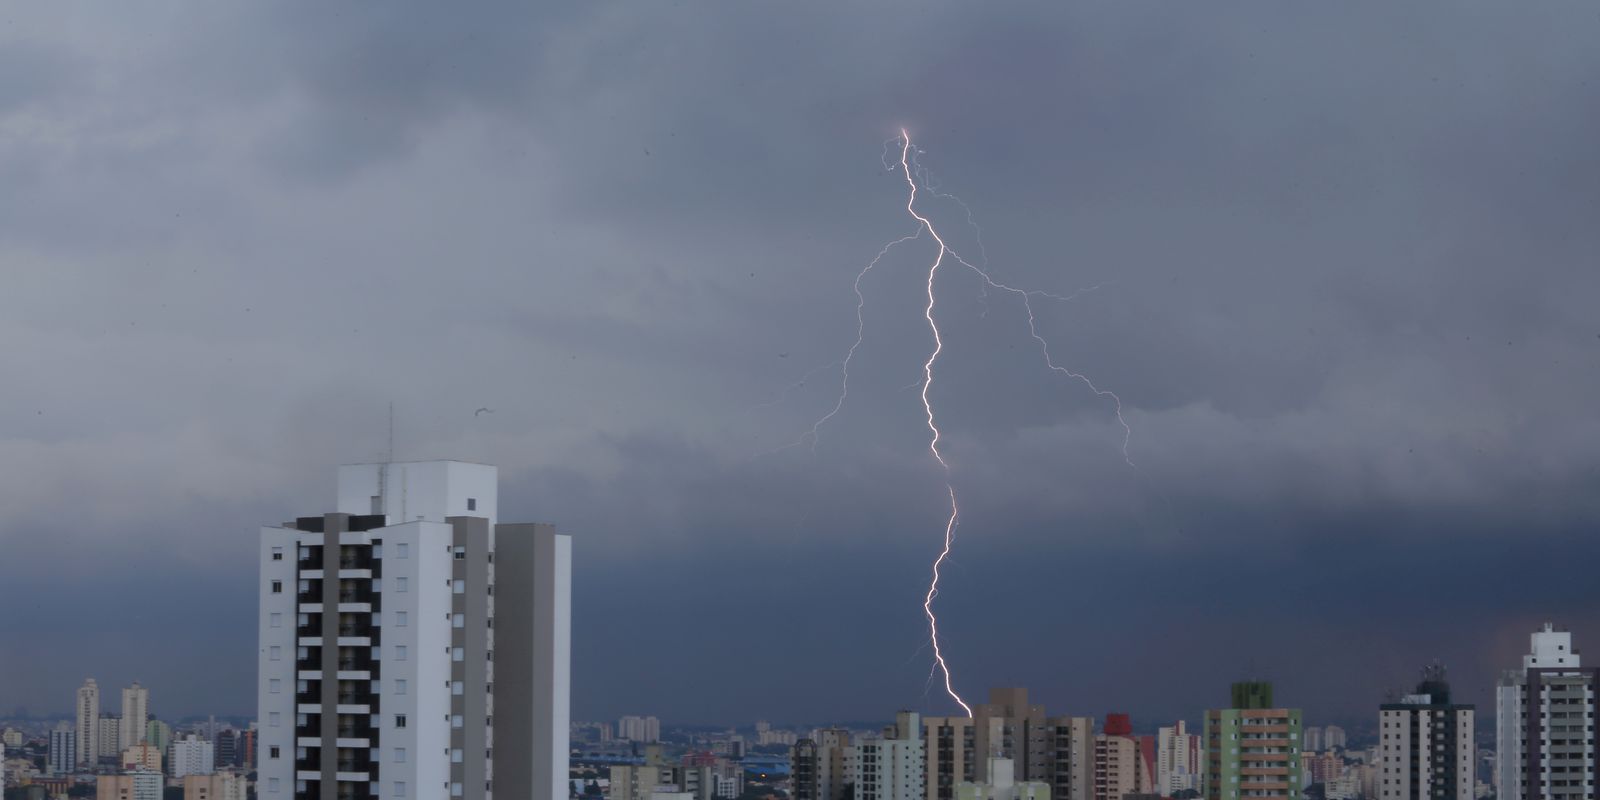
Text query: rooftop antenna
379 402 394 519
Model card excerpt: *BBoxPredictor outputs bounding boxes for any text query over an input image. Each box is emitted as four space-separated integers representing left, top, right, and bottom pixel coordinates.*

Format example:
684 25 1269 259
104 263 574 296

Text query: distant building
119 684 148 750
97 717 122 760
76 680 100 768
610 748 734 800
925 688 1093 800
144 721 171 756
1323 726 1346 751
1156 720 1201 795
48 724 76 776
182 772 248 800
849 711 925 800
956 757 1049 800
212 730 236 769
120 743 162 774
1203 681 1303 800
620 716 663 744
1304 727 1323 753
1496 622 1598 800
96 771 162 800
792 729 851 800
170 735 215 778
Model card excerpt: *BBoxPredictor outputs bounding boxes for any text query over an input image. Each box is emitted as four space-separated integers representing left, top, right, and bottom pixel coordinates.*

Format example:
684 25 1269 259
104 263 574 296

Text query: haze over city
3 0 1599 741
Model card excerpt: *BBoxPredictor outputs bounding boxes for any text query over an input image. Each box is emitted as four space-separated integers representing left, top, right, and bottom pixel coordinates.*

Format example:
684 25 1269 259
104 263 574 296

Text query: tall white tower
121 682 150 749
258 461 571 800
1496 622 1597 800
76 679 100 768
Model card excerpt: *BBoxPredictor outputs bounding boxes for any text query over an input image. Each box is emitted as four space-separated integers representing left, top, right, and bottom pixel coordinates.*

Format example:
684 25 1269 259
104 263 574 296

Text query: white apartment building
956 757 1049 800
98 717 122 760
172 735 217 778
121 683 150 750
1156 720 1201 795
1377 665 1473 799
849 711 925 800
258 461 571 800
49 724 76 775
619 716 662 744
1496 622 1598 800
183 772 250 800
77 679 100 768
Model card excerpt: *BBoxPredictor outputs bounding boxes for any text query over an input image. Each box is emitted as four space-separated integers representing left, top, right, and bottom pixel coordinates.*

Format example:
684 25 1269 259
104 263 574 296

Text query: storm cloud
2 1 1598 730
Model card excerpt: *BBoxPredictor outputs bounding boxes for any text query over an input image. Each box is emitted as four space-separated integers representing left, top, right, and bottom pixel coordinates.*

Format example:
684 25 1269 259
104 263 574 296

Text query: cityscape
3 3 1598 800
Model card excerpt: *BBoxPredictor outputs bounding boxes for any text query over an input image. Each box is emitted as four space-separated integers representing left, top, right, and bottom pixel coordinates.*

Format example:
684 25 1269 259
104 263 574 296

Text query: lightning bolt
788 130 1135 718
895 129 975 717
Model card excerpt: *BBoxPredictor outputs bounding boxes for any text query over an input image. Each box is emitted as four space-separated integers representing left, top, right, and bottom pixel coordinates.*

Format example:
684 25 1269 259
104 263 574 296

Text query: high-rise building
98 717 122 760
1323 726 1346 751
926 687 1094 800
1377 663 1473 800
956 757 1050 800
1093 714 1150 800
1496 622 1598 800
119 684 149 749
1203 681 1303 800
213 731 237 770
49 724 77 775
77 679 100 768
1303 728 1323 753
618 716 662 743
183 772 249 800
257 460 572 800
171 735 216 778
121 743 162 774
145 720 171 756
792 729 851 800
1156 720 1202 795
849 711 925 800
96 771 162 800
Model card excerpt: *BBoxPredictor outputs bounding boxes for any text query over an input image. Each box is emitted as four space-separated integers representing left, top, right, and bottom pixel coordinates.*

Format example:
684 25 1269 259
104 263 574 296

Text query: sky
2 2 1599 732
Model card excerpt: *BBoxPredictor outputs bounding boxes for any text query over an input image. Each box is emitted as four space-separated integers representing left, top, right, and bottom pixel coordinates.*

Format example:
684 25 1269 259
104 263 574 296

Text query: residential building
48 725 76 776
145 721 171 756
792 729 851 800
1377 663 1474 800
620 716 662 744
183 772 249 800
1156 720 1201 795
119 684 149 749
1203 681 1303 800
1303 729 1322 754
956 757 1050 800
926 688 1093 800
120 744 162 774
96 771 162 800
1323 727 1346 751
257 460 572 800
611 749 729 800
97 717 122 760
77 679 100 768
1093 714 1149 800
171 735 216 778
1495 622 1598 800
849 711 925 800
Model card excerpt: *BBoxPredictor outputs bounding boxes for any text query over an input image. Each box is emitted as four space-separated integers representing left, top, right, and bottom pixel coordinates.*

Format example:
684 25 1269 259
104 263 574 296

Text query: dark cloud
1 0 1598 729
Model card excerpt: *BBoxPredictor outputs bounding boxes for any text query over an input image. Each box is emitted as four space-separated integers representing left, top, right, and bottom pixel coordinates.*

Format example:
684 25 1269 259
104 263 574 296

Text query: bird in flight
474 408 494 417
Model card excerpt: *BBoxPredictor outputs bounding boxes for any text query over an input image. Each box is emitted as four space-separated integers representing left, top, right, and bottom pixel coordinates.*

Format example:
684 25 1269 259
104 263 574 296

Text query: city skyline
4 0 1600 732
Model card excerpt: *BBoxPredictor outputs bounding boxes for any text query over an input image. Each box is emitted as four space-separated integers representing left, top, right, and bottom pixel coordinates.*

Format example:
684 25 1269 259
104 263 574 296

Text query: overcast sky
2 2 1599 731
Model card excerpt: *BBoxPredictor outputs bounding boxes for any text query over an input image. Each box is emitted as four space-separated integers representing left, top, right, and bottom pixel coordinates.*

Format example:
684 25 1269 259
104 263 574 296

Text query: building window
270 613 282 628
372 544 383 558
269 679 281 693
467 498 476 511
396 543 409 559
394 783 406 798
395 715 407 729
269 646 281 661
271 581 282 594
452 681 463 696
453 613 465 629
267 779 279 794
269 746 280 759
452 647 465 662
453 579 465 594
451 714 464 728
396 611 408 627
395 747 407 763
396 645 408 661
396 577 408 592
395 679 407 695
269 713 281 727
271 547 283 561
